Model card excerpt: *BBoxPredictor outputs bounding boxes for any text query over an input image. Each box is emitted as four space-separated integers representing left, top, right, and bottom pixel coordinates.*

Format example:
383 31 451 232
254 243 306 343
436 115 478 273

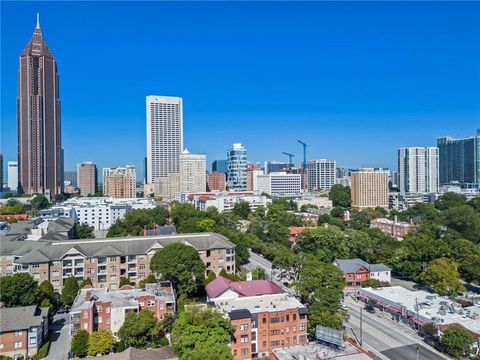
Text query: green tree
87 329 115 356
328 184 351 208
172 307 234 360
444 205 480 243
119 277 133 287
420 258 465 295
75 223 95 239
79 278 93 288
296 226 349 263
232 201 251 220
61 276 79 306
0 199 25 215
71 330 89 358
107 207 169 237
150 243 205 296
38 280 54 304
196 218 216 232
204 271 217 285
139 274 157 288
0 273 39 307
434 192 467 211
361 279 391 289
294 257 345 333
441 327 472 359
31 194 50 211
118 309 166 349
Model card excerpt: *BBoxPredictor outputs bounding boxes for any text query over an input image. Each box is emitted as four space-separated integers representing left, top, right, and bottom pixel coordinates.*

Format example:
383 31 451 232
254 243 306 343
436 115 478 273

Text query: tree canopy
71 330 89 358
172 307 234 360
117 309 168 349
441 327 472 359
420 258 465 295
87 329 115 356
0 273 39 307
76 223 95 239
150 243 205 296
107 207 169 237
61 276 79 306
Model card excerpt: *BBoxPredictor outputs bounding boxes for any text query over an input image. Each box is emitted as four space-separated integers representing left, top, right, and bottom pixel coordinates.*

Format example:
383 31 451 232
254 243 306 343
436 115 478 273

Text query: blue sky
2 1 479 178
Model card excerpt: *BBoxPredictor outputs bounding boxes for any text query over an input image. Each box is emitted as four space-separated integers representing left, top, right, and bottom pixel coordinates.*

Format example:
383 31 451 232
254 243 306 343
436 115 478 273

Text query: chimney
85 290 91 300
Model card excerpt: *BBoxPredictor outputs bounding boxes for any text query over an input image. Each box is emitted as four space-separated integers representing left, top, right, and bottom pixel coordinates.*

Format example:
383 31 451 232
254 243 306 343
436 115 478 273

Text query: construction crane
282 152 295 169
297 140 308 169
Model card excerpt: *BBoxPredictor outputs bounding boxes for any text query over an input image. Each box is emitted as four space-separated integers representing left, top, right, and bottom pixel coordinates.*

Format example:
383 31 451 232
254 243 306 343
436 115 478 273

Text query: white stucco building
254 172 302 197
179 150 206 193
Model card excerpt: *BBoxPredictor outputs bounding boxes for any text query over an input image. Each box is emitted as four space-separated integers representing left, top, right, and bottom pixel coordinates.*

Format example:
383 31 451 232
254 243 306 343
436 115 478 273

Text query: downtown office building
17 16 62 195
227 143 248 191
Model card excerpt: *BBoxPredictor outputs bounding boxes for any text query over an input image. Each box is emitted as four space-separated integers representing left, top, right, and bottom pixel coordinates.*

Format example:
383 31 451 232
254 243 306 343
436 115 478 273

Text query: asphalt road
46 313 70 360
345 297 448 360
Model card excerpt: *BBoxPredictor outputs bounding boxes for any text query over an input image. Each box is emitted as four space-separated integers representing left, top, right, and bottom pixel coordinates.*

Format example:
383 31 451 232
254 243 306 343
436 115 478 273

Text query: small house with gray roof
333 258 391 286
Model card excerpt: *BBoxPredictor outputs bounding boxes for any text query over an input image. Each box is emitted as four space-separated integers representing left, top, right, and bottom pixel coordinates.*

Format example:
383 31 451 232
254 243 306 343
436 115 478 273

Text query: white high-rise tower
398 147 439 194
146 96 183 184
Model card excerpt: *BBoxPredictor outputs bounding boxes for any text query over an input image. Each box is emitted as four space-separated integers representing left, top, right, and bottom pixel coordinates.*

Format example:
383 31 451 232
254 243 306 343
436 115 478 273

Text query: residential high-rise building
437 130 480 187
212 160 228 176
103 166 136 198
18 15 62 195
146 96 183 184
307 159 336 192
206 172 226 191
77 162 98 196
264 161 289 174
179 150 206 193
64 171 77 187
398 147 439 194
351 168 389 210
227 143 247 192
7 161 18 192
255 172 302 197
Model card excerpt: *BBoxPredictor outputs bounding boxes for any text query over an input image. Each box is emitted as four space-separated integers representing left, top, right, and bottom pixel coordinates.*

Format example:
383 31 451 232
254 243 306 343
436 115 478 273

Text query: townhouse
0 233 236 292
0 306 49 359
70 281 175 337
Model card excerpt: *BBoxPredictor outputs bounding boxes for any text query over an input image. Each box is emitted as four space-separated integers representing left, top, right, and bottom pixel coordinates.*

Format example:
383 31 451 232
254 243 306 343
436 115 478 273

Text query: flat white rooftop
214 293 305 316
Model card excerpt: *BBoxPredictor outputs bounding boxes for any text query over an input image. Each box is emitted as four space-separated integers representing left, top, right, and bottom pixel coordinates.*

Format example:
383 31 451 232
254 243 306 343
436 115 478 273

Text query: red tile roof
206 276 284 299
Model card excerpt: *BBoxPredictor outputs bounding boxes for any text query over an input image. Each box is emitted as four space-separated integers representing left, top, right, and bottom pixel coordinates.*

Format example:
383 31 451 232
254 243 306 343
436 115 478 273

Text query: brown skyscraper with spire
18 14 62 195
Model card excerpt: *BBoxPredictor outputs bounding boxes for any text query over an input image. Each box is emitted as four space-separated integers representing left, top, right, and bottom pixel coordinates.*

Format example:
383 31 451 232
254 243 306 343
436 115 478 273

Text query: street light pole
416 346 419 360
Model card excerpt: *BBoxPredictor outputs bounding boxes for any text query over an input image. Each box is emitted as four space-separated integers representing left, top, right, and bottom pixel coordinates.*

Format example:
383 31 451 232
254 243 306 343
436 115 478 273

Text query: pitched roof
0 306 48 332
94 347 177 360
333 258 391 274
1 233 235 264
48 217 75 232
206 276 284 299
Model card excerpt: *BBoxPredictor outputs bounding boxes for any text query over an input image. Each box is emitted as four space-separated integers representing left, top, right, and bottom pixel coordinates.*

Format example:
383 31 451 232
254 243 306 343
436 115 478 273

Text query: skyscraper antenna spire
36 13 40 29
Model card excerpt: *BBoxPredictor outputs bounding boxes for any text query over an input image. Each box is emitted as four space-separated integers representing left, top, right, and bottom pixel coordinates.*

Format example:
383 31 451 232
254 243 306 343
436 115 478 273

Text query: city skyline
1 2 479 179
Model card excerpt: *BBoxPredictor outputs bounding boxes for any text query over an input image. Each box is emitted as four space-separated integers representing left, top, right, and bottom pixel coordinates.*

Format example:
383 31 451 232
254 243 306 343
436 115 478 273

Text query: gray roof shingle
333 258 391 274
0 306 49 332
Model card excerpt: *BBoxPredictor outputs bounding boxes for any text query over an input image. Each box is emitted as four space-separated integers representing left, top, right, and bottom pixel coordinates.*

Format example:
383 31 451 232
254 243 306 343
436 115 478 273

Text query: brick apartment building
0 306 49 359
333 258 391 286
70 282 175 337
370 217 415 239
206 172 226 191
0 233 236 292
207 277 308 360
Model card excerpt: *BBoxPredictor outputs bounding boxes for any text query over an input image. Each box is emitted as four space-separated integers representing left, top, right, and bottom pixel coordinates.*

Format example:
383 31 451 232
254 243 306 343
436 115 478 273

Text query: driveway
46 313 70 360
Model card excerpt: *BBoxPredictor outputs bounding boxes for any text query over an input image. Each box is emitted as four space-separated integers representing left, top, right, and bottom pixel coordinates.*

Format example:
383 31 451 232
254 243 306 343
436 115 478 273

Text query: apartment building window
0 344 3 349
300 313 306 320
299 323 305 331
139 264 146 270
262 317 267 324
106 307 110 314
270 329 280 336
147 300 155 306
240 335 248 343
31 263 40 268
262 330 266 336
109 257 117 262
286 315 289 321
97 306 102 313
241 348 249 356
286 327 290 333
262 341 267 349
84 312 88 319
299 335 307 343
233 350 237 356
30 338 37 345
293 314 297 321
15 330 22 336
240 324 248 331
206 250 211 257
110 266 117 272
271 341 280 347
87 268 94 274
106 318 110 325
14 341 22 349
293 326 297 332
270 317 280 324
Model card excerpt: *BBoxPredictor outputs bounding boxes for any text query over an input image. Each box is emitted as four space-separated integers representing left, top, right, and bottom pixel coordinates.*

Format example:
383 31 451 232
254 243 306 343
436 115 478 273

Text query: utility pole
416 346 420 360
416 297 420 332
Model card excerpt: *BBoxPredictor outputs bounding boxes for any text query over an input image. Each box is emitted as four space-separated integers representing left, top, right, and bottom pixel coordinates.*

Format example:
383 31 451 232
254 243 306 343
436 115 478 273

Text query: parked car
57 307 69 314
365 305 375 314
